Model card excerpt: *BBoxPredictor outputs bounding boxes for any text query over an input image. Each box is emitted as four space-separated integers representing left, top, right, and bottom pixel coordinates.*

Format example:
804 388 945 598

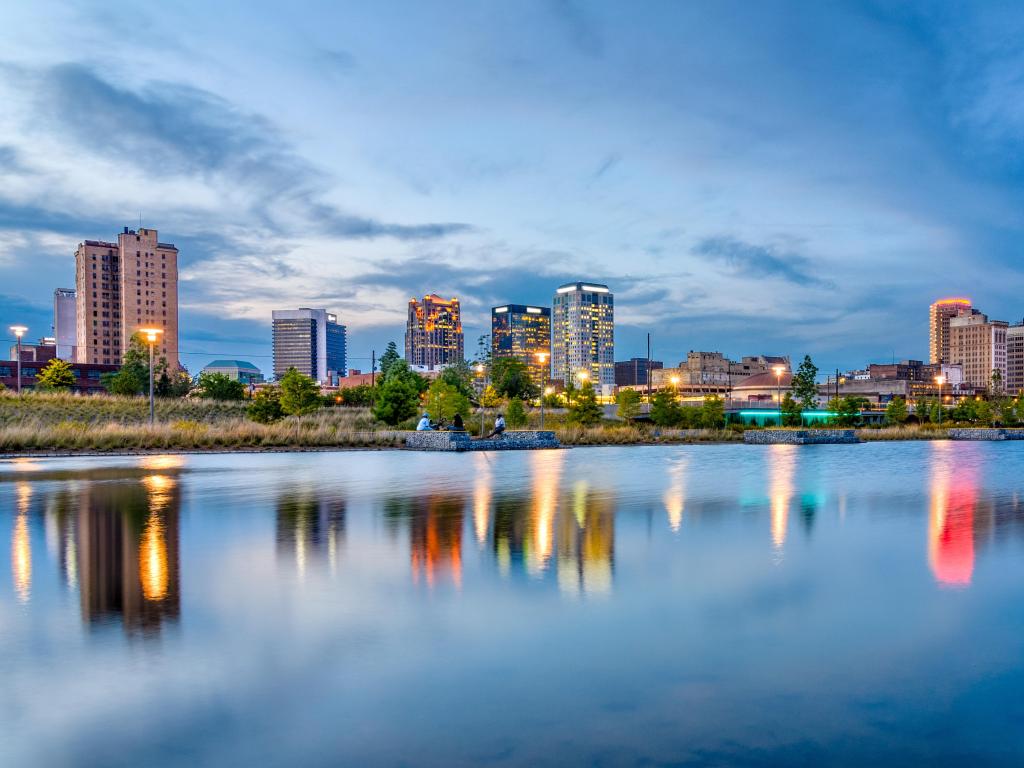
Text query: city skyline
5 3 1024 375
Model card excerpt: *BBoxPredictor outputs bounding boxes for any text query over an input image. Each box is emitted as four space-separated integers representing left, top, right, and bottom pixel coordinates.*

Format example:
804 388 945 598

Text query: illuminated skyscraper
272 308 346 384
929 297 972 364
405 295 464 369
491 304 551 385
552 282 614 391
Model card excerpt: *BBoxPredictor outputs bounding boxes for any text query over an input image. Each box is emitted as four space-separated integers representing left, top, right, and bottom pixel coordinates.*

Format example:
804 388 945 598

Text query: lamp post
772 365 786 426
935 374 946 420
9 325 27 395
140 328 163 425
542 386 554 430
670 374 680 402
475 363 486 436
535 351 549 430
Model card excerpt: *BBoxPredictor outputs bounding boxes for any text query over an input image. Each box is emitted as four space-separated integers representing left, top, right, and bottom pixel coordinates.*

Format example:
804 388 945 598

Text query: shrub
196 371 245 401
506 397 527 427
248 387 284 423
279 368 321 416
616 389 641 420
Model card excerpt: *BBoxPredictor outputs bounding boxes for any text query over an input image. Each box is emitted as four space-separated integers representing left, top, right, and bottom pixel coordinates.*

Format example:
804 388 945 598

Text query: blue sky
2 0 1024 376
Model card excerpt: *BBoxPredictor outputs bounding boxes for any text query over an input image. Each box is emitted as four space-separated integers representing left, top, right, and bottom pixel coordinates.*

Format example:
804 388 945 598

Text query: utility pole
646 333 652 410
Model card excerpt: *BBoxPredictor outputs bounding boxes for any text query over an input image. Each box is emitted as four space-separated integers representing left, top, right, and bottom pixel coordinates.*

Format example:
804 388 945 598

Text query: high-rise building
54 288 77 360
614 357 663 387
1006 323 1024 395
74 227 179 367
492 304 551 385
272 308 346 384
406 295 464 370
929 297 972 364
552 282 614 391
949 310 1008 389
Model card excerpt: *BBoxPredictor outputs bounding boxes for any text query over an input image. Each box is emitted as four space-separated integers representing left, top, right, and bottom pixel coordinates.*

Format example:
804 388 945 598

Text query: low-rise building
0 360 118 394
201 359 264 384
614 357 663 387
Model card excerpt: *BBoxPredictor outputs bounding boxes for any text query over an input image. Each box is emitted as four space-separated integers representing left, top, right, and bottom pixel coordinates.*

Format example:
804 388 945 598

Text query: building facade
949 310 1008 390
552 282 614 391
929 297 973 364
491 304 551 385
649 353 789 396
614 357 663 387
201 359 265 384
54 288 77 360
406 295 464 370
0 359 119 393
74 227 179 367
1006 323 1024 395
272 308 347 384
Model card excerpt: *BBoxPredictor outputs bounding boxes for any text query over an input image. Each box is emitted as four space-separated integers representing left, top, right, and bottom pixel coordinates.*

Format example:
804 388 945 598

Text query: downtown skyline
5 2 1024 376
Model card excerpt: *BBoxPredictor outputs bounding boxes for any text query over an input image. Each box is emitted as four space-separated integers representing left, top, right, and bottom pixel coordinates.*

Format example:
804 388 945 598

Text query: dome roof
733 371 793 390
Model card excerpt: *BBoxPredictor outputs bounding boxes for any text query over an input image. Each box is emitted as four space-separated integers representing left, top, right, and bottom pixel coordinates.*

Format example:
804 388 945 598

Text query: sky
3 0 1024 377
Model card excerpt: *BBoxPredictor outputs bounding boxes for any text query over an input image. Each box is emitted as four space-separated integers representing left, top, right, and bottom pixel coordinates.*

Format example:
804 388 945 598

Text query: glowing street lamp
9 325 27 395
772 365 786 408
140 328 163 425
669 374 681 402
935 373 947 411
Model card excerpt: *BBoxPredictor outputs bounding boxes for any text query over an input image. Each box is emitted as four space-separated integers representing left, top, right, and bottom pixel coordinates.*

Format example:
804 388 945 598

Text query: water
2 443 1024 767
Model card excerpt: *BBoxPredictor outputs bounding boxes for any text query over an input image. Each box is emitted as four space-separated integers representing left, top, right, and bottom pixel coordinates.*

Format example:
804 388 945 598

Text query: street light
140 328 163 425
935 374 946 414
9 325 27 395
535 351 550 430
772 364 786 410
474 363 487 436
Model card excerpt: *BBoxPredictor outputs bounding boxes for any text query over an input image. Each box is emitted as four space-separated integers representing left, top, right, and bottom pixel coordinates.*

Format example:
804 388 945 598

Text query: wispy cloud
694 237 835 289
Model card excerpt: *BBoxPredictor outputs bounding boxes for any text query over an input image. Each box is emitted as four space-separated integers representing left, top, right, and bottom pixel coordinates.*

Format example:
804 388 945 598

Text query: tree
422 379 470 423
791 355 819 412
438 360 475 400
929 401 946 425
103 368 144 396
248 386 284 423
479 384 503 409
373 360 423 425
506 397 527 428
828 396 867 427
616 388 642 420
197 371 245 401
650 390 682 427
338 384 375 407
780 392 802 426
990 369 1004 397
884 396 908 425
35 358 76 391
378 342 401 379
473 334 492 367
491 357 538 400
700 395 726 428
567 381 603 425
279 368 321 416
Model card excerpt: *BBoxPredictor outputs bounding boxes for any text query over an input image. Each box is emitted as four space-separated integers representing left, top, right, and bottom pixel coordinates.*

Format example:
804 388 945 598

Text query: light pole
140 328 163 425
772 365 786 426
9 326 27 395
935 374 946 421
535 351 549 430
475 363 486 436
670 374 680 402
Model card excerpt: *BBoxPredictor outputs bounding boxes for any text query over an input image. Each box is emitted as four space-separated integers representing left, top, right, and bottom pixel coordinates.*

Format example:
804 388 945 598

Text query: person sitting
416 412 434 431
448 413 465 432
485 413 506 439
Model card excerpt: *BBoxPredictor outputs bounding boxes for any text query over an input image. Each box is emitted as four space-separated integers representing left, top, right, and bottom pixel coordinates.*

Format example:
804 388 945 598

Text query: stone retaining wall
744 429 859 445
948 428 1024 441
404 430 560 452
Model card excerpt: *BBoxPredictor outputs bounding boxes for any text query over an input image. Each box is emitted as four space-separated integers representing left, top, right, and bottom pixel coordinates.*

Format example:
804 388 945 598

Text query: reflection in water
12 482 32 603
664 457 687 532
928 443 976 587
557 482 614 596
473 454 492 546
76 476 181 635
769 445 796 552
276 491 347 578
384 493 465 588
528 451 563 575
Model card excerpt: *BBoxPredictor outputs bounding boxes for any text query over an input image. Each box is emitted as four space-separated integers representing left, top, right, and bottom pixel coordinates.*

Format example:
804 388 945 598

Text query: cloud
26 63 471 242
693 237 836 289
317 49 357 72
548 0 604 58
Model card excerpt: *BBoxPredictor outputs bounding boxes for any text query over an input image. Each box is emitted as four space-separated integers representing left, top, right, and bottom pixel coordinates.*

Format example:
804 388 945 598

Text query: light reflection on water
2 443 1024 766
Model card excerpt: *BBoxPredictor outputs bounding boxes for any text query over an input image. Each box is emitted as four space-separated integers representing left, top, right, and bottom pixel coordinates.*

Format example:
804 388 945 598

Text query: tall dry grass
555 424 740 445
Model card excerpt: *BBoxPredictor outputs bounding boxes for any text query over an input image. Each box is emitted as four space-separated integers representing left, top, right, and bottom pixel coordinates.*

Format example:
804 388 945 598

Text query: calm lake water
2 443 1024 767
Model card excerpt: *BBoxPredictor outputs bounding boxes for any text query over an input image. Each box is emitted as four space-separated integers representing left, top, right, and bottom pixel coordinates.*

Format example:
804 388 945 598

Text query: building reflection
472 454 492 547
383 492 466 588
928 443 976 587
768 445 796 553
76 473 181 635
663 457 687 532
556 481 615 596
12 482 33 603
275 490 347 578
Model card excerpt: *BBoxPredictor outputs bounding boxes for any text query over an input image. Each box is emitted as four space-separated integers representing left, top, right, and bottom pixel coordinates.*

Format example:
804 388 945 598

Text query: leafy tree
373 360 423 425
473 334 492 367
506 397 527 427
990 369 1004 397
616 388 642 420
103 368 145 396
884 396 908 425
248 386 284 423
567 381 603 425
791 355 819 411
491 357 538 400
828 396 867 427
422 379 470 423
279 368 321 416
197 371 245 400
975 399 995 427
438 360 475 400
700 395 726 428
35 358 76 391
650 390 682 427
378 342 401 379
339 384 376 407
479 384 503 409
929 401 946 425
780 392 802 426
